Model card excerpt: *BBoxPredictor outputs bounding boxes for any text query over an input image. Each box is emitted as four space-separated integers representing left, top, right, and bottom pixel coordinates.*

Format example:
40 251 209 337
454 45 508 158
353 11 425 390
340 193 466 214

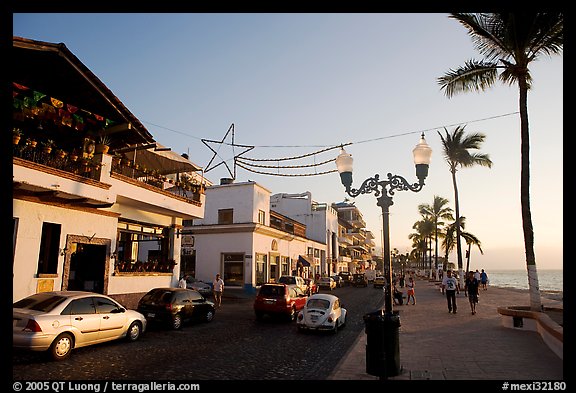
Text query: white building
270 192 339 275
12 36 206 308
189 180 326 294
332 201 377 273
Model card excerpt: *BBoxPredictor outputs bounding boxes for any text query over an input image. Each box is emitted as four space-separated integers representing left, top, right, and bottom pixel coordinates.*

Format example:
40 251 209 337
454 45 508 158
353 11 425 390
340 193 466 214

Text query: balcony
13 136 205 218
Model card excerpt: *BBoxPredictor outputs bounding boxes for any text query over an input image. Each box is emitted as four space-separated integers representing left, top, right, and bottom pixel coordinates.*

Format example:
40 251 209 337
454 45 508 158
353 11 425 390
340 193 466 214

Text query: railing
13 139 101 180
114 260 176 274
13 135 203 204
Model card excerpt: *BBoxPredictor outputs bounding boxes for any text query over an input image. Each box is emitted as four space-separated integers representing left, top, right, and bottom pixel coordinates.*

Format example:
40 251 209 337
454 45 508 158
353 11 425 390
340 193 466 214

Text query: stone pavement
327 277 564 380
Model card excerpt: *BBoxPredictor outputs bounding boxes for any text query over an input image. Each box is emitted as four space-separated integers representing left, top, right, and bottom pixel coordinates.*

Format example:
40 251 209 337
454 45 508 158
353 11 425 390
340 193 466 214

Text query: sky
12 13 563 272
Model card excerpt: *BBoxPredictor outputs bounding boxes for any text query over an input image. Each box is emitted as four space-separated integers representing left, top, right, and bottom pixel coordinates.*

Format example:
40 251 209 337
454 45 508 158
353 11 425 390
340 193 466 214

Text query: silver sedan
13 291 146 361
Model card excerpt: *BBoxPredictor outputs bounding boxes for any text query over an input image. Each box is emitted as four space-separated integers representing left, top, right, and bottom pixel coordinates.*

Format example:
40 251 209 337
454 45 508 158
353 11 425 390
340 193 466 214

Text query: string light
140 111 519 178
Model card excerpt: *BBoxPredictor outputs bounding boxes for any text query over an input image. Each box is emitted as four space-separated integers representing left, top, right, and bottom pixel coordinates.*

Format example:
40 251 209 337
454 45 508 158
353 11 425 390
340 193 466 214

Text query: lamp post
335 133 432 378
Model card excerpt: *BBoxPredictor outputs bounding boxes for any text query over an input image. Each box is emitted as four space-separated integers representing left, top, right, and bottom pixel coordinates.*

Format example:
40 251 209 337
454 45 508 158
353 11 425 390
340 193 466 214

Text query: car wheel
126 321 142 342
172 314 183 330
49 332 74 361
204 309 215 323
255 311 264 321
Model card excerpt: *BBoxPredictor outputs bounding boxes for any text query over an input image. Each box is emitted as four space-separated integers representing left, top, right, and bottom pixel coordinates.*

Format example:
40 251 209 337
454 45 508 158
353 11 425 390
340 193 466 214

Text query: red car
254 283 308 321
303 278 319 295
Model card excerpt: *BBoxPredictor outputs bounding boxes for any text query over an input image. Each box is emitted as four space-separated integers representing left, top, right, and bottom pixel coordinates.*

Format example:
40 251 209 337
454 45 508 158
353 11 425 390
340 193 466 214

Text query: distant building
187 180 326 294
270 192 339 276
332 200 376 273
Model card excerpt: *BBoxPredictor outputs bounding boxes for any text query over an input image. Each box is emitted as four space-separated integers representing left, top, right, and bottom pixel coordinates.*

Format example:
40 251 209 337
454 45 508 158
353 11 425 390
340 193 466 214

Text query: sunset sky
13 13 563 271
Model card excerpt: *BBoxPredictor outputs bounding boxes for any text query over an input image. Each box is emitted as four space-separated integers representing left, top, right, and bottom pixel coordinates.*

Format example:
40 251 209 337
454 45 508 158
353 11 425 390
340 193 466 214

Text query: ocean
485 269 563 293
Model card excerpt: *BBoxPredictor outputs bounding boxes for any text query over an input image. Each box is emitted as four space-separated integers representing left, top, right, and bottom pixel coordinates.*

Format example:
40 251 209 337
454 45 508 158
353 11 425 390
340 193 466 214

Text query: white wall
13 199 118 302
198 181 271 225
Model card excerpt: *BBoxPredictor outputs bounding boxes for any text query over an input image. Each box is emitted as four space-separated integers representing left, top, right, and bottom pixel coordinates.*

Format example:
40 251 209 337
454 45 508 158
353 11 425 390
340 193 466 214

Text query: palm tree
463 232 484 276
442 216 482 274
438 13 563 311
408 231 428 270
418 196 454 277
411 218 435 273
438 126 492 286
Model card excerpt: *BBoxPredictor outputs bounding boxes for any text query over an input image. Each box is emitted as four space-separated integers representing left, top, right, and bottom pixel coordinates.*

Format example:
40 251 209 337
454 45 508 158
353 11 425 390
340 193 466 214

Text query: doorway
67 243 107 293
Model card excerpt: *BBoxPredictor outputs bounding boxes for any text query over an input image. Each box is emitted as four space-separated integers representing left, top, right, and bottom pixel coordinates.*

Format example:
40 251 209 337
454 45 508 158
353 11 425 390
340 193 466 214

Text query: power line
141 111 519 149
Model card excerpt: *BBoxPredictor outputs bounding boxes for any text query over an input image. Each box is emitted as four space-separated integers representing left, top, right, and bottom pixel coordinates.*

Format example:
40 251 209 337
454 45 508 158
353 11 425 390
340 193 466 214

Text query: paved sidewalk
327 277 563 380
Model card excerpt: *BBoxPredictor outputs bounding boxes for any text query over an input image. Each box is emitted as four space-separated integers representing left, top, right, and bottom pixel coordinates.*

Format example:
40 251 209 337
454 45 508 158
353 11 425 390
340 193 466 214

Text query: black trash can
363 310 401 378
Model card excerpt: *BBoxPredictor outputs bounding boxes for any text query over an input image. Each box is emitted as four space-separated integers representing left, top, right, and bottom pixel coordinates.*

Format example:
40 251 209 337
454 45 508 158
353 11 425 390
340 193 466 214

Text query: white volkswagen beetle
296 293 347 333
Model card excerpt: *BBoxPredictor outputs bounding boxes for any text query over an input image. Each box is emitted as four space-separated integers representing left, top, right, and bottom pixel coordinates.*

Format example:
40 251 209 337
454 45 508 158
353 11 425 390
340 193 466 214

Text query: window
95 297 122 314
270 215 282 230
218 209 234 225
223 253 244 287
258 210 266 225
256 253 267 286
64 298 96 315
281 256 289 276
37 222 61 275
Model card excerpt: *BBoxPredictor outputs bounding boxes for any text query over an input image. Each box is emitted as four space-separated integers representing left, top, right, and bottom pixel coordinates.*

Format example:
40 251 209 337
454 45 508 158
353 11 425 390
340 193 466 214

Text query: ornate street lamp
335 133 431 378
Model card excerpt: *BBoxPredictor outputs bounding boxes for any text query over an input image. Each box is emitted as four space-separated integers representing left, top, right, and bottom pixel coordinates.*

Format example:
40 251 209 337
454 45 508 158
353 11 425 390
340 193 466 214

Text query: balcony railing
13 134 203 205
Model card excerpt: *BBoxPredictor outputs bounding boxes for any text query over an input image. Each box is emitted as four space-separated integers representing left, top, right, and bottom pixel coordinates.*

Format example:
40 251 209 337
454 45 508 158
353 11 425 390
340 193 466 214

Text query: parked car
137 288 215 330
303 278 319 295
186 277 213 297
277 275 307 292
353 273 368 287
338 271 353 286
296 293 347 333
373 276 387 289
13 291 146 361
254 283 308 321
317 277 336 291
331 275 344 288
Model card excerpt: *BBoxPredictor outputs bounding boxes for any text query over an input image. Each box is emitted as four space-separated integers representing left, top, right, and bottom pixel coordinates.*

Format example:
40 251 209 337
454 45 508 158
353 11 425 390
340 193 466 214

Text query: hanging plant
41 139 55 154
95 134 111 154
13 129 23 145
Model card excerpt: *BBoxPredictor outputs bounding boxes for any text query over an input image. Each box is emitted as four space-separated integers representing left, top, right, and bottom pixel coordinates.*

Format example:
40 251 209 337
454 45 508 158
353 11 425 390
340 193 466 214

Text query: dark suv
137 288 216 330
352 273 368 287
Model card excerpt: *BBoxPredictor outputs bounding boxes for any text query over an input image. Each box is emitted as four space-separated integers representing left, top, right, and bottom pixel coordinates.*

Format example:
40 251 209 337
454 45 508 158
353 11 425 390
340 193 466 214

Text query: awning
123 143 203 175
298 255 312 267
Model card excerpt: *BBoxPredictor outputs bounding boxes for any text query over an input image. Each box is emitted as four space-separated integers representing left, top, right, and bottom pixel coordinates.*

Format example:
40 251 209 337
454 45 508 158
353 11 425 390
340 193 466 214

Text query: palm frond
438 59 499 98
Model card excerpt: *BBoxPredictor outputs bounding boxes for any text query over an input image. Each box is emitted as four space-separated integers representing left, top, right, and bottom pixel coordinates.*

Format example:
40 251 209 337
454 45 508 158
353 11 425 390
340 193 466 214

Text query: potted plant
95 134 111 154
112 152 122 166
26 137 37 148
13 128 23 145
69 149 79 162
56 149 67 159
41 139 55 154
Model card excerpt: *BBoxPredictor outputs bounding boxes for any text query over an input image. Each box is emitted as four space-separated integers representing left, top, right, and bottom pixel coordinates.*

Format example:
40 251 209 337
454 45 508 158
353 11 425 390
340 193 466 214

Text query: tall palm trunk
451 169 464 287
519 77 542 311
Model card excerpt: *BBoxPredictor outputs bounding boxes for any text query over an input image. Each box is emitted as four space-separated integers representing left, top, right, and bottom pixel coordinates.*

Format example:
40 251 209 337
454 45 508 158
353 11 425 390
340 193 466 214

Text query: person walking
480 269 489 290
464 271 480 315
178 275 188 289
441 269 460 313
213 273 224 308
406 276 416 305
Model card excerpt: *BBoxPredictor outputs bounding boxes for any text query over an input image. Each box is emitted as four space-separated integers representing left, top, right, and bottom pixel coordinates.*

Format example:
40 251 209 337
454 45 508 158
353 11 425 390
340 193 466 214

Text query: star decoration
202 123 255 179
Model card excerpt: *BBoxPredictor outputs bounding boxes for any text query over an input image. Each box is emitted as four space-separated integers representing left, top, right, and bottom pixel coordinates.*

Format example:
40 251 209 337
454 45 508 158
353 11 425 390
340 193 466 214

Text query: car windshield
278 277 295 285
13 293 67 312
258 285 284 296
307 298 330 309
